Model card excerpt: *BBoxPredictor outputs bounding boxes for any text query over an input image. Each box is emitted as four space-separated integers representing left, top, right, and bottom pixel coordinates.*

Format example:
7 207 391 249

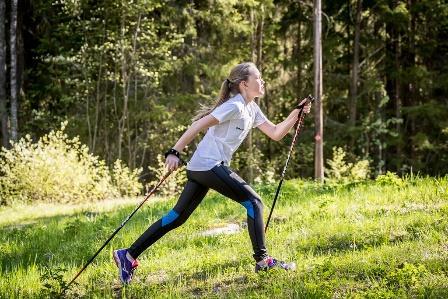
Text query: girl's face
242 67 265 99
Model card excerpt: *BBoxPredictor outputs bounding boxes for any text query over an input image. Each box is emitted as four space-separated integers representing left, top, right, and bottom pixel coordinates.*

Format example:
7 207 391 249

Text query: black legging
128 162 268 262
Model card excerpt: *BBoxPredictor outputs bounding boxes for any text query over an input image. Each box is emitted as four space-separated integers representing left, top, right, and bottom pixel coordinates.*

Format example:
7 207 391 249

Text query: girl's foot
255 256 296 272
113 249 139 284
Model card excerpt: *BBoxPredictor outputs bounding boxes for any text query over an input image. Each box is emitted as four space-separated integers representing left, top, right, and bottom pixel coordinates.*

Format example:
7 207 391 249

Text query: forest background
0 0 447 199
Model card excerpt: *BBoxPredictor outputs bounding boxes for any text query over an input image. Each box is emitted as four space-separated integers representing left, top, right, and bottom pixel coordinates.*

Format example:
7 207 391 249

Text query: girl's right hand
165 155 181 172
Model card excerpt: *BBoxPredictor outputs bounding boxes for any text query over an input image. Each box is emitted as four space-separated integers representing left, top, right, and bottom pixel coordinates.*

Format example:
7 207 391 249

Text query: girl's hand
297 98 312 114
165 155 181 172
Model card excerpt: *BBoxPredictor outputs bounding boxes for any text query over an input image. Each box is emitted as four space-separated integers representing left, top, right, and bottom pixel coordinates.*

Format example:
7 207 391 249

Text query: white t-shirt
187 93 268 171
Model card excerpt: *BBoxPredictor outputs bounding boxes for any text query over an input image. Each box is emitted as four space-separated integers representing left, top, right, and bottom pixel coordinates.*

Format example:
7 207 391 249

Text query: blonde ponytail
192 62 256 122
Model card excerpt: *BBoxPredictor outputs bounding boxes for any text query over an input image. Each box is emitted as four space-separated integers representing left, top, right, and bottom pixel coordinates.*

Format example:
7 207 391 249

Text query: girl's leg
127 177 209 259
188 164 268 262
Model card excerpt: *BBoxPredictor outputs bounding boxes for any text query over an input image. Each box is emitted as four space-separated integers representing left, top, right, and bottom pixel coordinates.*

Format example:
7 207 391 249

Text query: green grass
1 176 448 298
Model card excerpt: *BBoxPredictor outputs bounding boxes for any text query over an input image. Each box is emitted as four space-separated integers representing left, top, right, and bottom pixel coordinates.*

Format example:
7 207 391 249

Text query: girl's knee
161 209 179 227
161 209 189 229
240 197 263 219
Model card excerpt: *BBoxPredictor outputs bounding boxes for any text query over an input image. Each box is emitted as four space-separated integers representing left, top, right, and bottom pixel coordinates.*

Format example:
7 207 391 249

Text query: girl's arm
257 98 311 141
256 109 301 141
166 114 219 171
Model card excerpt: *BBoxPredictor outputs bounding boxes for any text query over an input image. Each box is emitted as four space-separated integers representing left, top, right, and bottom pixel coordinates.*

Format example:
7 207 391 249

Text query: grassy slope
1 176 448 298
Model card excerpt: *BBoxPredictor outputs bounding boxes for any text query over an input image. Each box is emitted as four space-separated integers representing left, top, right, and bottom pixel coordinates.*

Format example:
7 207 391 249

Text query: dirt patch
146 270 169 284
200 223 241 236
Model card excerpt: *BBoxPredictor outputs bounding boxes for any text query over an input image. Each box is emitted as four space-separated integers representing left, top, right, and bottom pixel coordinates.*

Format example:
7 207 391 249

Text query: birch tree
0 0 7 148
10 0 18 141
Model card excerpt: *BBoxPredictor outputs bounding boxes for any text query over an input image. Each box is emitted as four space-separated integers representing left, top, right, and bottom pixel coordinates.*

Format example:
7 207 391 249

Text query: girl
113 62 311 284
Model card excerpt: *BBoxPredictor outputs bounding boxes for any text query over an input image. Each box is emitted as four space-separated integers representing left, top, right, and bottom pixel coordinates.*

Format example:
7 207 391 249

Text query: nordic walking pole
265 95 314 232
64 165 181 292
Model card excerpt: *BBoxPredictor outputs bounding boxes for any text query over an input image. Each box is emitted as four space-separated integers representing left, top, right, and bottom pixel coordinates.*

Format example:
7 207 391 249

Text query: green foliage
376 171 405 187
0 122 142 205
13 0 448 185
147 154 187 197
385 262 428 290
326 147 370 183
112 159 142 197
40 266 74 298
254 165 276 185
232 143 277 185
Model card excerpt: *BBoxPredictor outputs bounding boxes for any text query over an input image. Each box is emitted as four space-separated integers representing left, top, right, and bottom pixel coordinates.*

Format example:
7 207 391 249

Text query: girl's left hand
297 98 312 114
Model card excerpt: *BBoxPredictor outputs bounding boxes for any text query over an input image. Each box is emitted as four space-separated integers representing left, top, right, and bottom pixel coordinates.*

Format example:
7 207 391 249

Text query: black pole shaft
64 170 172 291
265 179 284 232
265 99 311 232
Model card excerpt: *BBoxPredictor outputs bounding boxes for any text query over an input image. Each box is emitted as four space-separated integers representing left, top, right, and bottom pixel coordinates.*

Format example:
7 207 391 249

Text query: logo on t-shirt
236 126 244 131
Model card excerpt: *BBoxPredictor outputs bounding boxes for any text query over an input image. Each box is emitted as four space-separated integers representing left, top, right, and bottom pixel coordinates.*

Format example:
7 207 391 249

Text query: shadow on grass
0 202 171 274
0 192 248 276
296 220 444 256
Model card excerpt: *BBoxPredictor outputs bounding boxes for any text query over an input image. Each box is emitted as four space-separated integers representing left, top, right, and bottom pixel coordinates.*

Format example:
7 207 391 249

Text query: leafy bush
231 145 276 185
40 266 73 298
147 154 187 197
326 147 371 183
376 171 405 187
111 159 142 197
0 122 142 205
385 262 428 290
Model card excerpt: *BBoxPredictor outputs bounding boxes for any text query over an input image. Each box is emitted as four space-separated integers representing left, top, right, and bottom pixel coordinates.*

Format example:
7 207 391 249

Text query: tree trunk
385 1 401 169
349 0 362 126
246 8 256 184
246 6 264 184
255 5 264 70
375 87 384 175
402 0 416 164
104 78 110 164
394 32 401 157
93 49 104 154
16 0 23 110
10 0 18 141
297 19 302 95
118 15 127 160
127 14 141 169
0 0 8 148
385 24 396 107
314 0 324 181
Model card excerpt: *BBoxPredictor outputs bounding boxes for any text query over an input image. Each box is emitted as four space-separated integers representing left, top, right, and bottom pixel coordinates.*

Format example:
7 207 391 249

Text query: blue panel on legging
161 209 179 227
240 200 255 219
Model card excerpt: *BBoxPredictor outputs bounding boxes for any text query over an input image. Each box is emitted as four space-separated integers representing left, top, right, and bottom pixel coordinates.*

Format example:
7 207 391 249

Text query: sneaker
113 249 139 284
255 256 296 272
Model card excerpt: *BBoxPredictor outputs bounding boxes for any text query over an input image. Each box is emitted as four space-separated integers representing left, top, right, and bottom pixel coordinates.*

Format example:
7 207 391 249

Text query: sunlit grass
1 176 447 298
